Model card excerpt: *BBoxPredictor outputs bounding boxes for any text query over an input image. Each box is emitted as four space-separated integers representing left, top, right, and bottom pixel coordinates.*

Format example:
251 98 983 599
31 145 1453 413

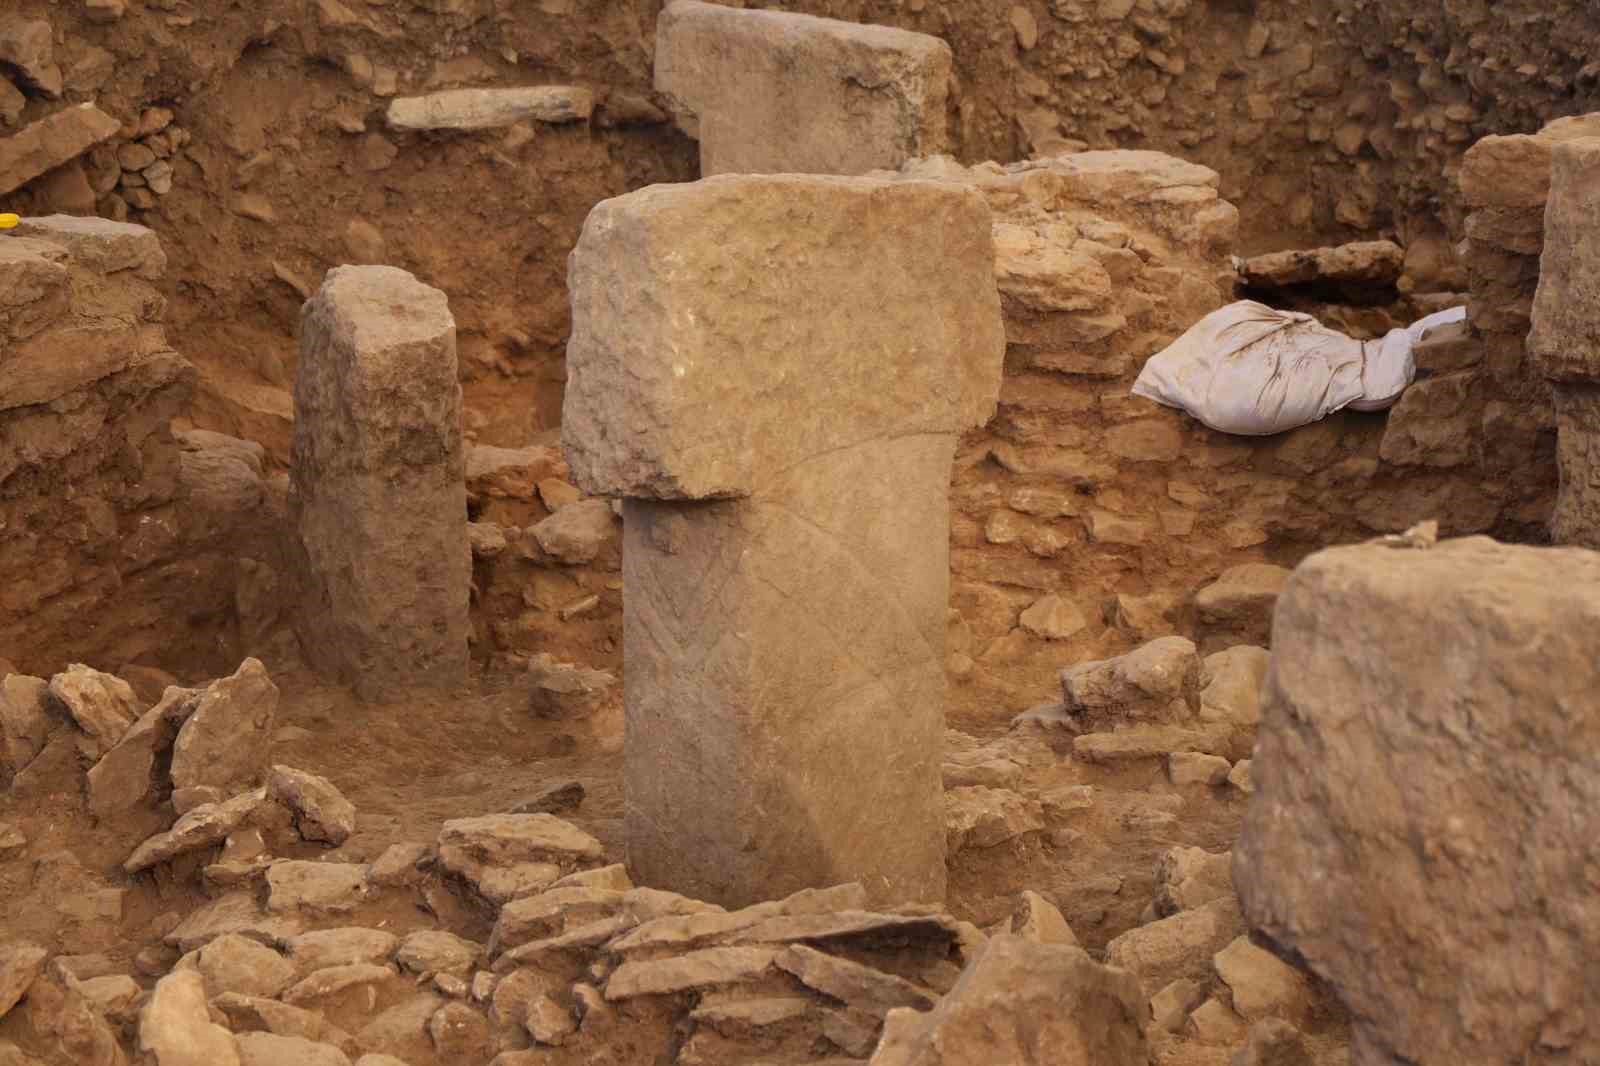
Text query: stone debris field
1 2 1598 1066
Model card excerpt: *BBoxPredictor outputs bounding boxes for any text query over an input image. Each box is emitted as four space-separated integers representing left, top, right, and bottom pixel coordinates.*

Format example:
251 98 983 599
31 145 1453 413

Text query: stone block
289 266 470 701
655 0 951 176
1529 138 1600 384
1235 537 1600 1066
562 174 1004 907
0 104 119 195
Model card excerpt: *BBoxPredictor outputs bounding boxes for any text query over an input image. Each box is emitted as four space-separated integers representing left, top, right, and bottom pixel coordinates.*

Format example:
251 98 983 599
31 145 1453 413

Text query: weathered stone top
299 265 454 365
561 174 1005 500
893 151 1238 255
1458 110 1600 210
1 218 182 412
12 215 167 280
655 0 952 176
385 86 594 131
1528 137 1600 383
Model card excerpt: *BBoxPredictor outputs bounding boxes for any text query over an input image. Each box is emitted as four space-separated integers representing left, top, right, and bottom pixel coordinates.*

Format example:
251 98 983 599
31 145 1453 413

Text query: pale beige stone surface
1236 537 1600 1066
563 174 1004 908
289 266 470 701
655 0 951 177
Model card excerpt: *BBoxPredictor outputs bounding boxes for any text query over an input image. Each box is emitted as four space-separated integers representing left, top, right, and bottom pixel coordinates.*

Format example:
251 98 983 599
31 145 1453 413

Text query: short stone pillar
290 265 471 701
655 0 952 177
1529 137 1600 547
563 175 1005 908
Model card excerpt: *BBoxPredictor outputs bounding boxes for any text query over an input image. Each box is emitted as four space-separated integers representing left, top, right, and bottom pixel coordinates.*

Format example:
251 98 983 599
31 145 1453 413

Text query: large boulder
1236 537 1600 1066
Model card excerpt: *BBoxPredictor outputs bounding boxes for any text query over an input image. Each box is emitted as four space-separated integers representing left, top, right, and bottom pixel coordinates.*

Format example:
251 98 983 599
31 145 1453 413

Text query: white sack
1131 301 1467 436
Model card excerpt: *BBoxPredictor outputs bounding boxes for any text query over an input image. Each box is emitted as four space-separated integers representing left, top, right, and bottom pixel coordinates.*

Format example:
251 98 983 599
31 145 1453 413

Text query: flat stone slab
0 104 117 195
655 0 951 176
386 86 593 131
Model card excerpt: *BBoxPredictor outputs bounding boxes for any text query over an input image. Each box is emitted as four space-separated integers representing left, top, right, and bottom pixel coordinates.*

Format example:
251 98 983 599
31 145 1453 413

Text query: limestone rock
0 942 47 1020
1189 997 1248 1045
1018 594 1088 640
562 171 1002 910
265 862 370 915
126 788 269 873
198 934 296 999
1194 563 1289 650
267 765 356 845
290 265 470 702
170 660 277 811
1213 936 1312 1026
0 20 61 97
235 1032 352 1066
509 781 586 816
1530 138 1600 385
1154 847 1233 918
563 175 1002 499
776 944 937 1017
1227 759 1253 794
491 887 626 952
212 993 360 1056
655 0 951 176
1168 751 1230 786
436 814 603 884
397 931 481 978
282 964 396 1006
284 928 399 973
165 891 306 953
1061 636 1199 727
386 87 593 131
1231 1019 1313 1066
1236 537 1600 1065
1198 645 1269 755
140 970 242 1066
1 674 53 778
1239 241 1403 291
48 664 138 758
1151 977 1205 1034
944 787 1045 853
604 946 779 1000
529 500 616 565
0 104 120 195
426 1001 490 1059
1104 895 1243 995
87 687 200 815
465 444 563 502
867 935 1145 1065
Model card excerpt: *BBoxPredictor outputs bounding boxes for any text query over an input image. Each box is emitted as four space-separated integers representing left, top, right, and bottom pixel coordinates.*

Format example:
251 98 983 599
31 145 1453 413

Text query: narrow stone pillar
1529 137 1600 546
562 175 1005 908
289 265 470 701
655 0 952 177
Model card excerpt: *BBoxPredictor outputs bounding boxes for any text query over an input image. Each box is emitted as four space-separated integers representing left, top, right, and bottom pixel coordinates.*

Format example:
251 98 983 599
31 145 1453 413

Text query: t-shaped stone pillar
563 175 1005 907
289 265 471 702
655 0 952 177
1529 138 1600 547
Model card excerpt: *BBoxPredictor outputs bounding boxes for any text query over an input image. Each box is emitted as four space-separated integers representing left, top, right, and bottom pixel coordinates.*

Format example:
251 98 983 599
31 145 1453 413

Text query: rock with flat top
867 934 1144 1065
1104 896 1243 995
48 664 138 758
1061 636 1199 728
655 0 951 177
170 659 277 812
0 105 119 195
387 87 593 131
1235 537 1600 1066
235 1032 351 1066
139 970 242 1066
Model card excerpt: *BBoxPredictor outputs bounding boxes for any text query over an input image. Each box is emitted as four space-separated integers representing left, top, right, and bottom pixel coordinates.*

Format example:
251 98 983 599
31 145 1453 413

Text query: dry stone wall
6 0 1600 466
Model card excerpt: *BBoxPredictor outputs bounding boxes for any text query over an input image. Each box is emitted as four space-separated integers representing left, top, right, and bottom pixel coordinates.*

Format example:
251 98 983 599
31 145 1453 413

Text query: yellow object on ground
0 214 19 229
